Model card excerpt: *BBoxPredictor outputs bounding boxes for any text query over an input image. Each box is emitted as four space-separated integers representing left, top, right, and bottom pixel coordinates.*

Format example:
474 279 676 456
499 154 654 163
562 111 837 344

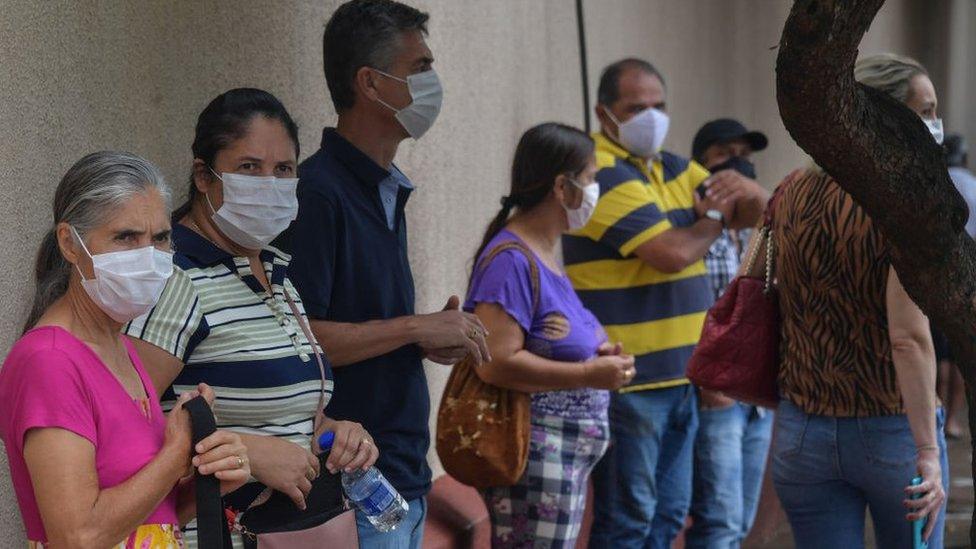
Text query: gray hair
854 53 928 104
24 151 170 333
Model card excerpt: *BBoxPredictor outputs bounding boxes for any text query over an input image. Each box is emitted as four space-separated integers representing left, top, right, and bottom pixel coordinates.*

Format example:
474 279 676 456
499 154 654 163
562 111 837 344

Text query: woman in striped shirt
127 88 378 547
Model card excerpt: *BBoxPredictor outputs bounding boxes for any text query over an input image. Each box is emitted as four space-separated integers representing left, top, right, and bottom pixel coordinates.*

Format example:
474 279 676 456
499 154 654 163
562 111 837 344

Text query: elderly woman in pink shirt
0 151 249 548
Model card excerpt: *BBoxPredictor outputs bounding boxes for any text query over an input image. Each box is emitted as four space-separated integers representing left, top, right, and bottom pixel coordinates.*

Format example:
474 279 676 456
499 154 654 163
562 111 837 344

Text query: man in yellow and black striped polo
563 58 766 548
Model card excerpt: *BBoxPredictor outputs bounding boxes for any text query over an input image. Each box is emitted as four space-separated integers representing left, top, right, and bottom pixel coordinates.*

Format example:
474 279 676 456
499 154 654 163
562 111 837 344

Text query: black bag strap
186 395 231 549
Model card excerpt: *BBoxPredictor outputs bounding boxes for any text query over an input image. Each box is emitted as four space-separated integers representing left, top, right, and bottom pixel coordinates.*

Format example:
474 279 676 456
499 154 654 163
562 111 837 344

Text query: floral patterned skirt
29 524 183 548
482 414 610 548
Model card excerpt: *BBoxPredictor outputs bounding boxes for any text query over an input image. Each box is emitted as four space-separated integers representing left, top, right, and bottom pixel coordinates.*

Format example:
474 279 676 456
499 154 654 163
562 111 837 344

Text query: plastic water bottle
318 431 408 532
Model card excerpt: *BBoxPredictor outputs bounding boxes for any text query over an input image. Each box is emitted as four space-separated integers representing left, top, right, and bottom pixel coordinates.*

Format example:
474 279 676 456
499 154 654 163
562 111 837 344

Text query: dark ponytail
25 230 71 334
173 88 300 221
470 123 594 277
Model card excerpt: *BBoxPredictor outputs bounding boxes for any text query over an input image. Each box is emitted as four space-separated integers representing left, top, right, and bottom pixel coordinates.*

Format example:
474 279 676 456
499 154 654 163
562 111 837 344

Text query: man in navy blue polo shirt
286 1 490 547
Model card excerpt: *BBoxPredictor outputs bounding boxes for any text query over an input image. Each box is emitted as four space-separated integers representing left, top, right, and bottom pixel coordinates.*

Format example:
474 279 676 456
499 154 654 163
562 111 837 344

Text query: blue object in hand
317 431 408 532
911 476 928 549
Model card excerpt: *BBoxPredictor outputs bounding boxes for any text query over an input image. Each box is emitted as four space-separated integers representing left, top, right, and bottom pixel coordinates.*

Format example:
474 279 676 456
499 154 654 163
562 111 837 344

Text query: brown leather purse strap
474 240 541 315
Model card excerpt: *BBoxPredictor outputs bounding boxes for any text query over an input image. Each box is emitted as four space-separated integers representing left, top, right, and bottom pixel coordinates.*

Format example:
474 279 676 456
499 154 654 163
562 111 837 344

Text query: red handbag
687 174 797 409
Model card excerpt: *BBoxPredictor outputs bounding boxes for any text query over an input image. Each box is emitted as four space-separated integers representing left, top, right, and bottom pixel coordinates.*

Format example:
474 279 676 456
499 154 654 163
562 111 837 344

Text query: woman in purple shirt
465 123 635 548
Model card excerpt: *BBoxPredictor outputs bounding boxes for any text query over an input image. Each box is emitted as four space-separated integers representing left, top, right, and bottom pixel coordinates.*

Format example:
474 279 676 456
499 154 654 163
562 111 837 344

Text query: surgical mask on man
564 178 600 231
709 156 757 180
925 118 944 145
71 226 173 323
206 170 299 250
604 106 670 159
372 68 444 140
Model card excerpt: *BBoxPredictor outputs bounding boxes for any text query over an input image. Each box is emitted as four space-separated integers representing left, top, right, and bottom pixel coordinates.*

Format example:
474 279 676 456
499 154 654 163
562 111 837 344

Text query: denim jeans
355 497 426 549
590 384 699 548
687 402 774 549
772 400 948 549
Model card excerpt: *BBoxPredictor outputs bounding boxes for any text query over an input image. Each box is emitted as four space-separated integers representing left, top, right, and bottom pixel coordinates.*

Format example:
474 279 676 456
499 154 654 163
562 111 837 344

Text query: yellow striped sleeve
578 180 670 255
565 257 707 291
620 221 671 257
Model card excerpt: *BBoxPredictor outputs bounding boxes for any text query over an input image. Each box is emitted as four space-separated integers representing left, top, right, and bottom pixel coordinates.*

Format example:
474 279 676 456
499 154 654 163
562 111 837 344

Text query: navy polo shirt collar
172 223 231 266
321 128 392 188
172 223 291 277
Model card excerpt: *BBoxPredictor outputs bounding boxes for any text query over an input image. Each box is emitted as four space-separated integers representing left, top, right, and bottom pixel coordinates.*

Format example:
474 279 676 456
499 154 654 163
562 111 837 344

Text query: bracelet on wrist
916 444 940 454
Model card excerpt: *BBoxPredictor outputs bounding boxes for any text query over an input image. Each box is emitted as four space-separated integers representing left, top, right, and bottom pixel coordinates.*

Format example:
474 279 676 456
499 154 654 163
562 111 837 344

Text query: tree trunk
776 0 976 543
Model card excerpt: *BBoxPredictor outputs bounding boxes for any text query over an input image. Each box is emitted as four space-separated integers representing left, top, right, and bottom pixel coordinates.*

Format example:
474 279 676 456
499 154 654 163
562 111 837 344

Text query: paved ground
942 434 973 548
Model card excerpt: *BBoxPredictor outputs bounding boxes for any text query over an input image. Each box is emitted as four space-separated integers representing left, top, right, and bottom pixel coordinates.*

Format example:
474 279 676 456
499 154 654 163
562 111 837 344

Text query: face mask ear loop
560 174 583 211
69 226 95 281
370 68 408 114
372 68 407 84
204 193 220 217
602 107 627 147
203 167 224 216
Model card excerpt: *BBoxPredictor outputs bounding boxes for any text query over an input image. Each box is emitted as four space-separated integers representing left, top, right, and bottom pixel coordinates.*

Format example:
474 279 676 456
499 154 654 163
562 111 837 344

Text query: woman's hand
244 435 320 511
316 419 380 474
163 391 201 475
163 383 216 475
904 449 946 541
583 354 635 390
192 430 250 496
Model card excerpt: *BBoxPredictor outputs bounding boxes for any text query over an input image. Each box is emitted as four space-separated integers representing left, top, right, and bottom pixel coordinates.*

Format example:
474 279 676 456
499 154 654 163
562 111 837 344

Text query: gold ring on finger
237 456 246 468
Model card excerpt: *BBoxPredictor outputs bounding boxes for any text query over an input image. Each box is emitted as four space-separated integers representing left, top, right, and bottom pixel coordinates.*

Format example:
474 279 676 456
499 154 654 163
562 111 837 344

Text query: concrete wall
0 1 970 545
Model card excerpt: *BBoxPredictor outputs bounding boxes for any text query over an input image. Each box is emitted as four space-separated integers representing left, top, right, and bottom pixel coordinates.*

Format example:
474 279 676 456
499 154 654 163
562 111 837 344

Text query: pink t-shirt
0 326 179 542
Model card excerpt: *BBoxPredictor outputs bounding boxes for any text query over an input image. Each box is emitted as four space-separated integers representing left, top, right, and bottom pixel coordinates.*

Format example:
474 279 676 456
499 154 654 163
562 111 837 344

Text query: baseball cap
692 118 768 161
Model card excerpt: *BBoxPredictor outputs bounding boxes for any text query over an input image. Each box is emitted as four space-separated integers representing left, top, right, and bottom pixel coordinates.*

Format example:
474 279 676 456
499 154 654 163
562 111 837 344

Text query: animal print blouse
773 168 902 417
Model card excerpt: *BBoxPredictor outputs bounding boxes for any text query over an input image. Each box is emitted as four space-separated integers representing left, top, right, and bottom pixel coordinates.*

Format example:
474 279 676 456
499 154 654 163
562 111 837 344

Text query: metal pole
575 0 590 133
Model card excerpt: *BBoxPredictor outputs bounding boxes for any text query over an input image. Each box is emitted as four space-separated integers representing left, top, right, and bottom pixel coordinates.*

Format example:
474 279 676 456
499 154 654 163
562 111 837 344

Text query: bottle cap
317 431 335 451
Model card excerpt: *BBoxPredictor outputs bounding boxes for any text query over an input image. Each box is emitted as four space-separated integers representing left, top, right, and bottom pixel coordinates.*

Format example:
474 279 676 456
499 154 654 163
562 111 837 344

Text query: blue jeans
687 403 774 549
590 384 699 548
355 497 426 549
772 400 948 549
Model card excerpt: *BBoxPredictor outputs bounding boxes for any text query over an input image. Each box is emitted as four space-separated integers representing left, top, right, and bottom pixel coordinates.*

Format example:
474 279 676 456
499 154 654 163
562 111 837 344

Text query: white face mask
564 178 600 231
71 226 173 323
925 118 944 145
207 170 299 250
605 106 670 159
373 68 444 140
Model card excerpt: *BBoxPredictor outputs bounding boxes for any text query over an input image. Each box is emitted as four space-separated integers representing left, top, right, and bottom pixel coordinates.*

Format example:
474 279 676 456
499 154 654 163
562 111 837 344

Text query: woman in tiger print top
770 53 948 549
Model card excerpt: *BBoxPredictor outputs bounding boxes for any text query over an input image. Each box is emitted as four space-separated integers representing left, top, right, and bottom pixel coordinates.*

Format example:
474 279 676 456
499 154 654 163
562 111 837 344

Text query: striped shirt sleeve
125 267 205 363
580 163 671 257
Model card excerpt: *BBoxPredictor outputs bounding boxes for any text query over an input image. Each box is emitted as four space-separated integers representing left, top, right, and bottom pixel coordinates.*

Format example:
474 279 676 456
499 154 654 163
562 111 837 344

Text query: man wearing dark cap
692 119 770 302
686 118 772 548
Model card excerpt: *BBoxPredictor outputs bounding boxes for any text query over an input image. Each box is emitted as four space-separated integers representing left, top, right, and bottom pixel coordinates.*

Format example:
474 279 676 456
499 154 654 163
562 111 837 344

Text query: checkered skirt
481 414 610 548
